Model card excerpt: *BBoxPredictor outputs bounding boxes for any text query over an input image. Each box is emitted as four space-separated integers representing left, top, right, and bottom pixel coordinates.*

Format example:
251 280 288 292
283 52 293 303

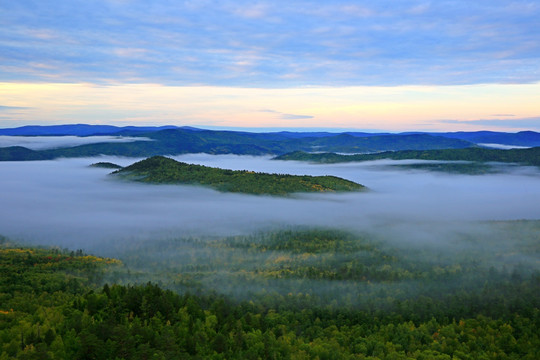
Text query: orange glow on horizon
1 82 539 132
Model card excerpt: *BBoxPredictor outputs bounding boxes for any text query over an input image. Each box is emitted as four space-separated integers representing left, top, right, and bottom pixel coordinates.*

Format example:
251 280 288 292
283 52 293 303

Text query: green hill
0 128 476 161
112 156 365 195
274 147 540 167
0 146 49 161
89 161 123 169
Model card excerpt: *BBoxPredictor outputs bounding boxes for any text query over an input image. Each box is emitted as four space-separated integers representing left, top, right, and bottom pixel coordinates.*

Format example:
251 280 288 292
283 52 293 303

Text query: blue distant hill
428 131 540 147
397 130 540 147
0 124 180 136
1 124 538 147
1 124 539 161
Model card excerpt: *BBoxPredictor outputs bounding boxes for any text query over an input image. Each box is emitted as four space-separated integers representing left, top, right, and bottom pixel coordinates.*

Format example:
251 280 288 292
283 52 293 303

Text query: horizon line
0 123 538 135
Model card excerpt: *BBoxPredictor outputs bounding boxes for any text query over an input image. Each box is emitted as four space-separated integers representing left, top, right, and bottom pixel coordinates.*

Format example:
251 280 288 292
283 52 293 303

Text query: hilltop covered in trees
111 156 365 195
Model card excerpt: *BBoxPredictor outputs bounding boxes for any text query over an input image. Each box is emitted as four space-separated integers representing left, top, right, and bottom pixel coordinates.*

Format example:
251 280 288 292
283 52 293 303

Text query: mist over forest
0 135 152 150
2 153 539 252
3 0 540 355
2 140 539 358
2 152 539 299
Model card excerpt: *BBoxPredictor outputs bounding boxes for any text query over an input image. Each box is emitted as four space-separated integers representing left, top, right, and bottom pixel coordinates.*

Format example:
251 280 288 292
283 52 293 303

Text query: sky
1 1 539 132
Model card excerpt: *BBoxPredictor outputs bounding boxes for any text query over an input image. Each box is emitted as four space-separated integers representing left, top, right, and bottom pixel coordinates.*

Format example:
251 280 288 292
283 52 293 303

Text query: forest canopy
1 228 539 359
273 147 540 168
111 156 365 195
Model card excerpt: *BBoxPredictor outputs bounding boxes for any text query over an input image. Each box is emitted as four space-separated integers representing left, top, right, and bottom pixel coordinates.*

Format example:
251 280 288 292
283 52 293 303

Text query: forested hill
4 125 540 161
0 127 475 161
274 147 540 167
112 156 364 195
2 124 539 147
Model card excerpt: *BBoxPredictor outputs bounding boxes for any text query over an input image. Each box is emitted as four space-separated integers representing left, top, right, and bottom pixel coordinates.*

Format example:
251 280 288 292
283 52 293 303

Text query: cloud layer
1 154 539 254
0 135 152 150
1 1 539 86
439 117 540 129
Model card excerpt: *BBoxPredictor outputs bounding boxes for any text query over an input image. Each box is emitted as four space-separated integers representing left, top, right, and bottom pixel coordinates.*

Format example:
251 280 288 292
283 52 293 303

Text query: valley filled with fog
3 0 540 356
1 152 538 306
2 154 539 250
0 135 152 150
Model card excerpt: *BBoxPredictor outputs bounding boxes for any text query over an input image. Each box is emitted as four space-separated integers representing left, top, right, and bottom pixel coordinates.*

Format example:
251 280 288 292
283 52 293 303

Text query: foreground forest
1 223 539 359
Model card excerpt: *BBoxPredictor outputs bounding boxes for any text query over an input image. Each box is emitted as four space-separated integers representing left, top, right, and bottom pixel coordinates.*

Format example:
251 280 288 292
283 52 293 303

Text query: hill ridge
113 156 365 195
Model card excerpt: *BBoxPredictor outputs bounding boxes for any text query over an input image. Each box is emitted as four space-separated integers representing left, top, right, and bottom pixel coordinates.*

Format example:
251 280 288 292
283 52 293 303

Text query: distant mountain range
420 131 540 147
0 124 539 161
0 124 181 136
1 123 539 146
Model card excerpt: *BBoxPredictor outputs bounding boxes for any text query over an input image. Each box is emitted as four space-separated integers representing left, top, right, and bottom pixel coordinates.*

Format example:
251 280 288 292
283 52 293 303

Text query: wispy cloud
260 109 313 120
0 105 31 111
281 113 314 120
406 2 431 15
1 1 538 86
113 48 151 58
230 3 270 19
439 117 540 130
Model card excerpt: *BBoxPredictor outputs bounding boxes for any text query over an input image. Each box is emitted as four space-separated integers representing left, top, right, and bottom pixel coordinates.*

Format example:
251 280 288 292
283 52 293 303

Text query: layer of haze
0 135 152 150
1 153 539 255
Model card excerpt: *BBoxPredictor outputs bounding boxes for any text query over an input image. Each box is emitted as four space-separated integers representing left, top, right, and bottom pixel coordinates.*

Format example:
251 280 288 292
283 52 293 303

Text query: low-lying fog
0 135 152 150
1 153 539 255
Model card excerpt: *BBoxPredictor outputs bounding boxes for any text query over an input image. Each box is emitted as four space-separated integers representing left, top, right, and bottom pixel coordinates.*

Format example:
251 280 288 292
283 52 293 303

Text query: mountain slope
0 146 50 161
0 124 180 136
274 147 540 167
0 127 477 160
112 156 365 195
432 131 540 147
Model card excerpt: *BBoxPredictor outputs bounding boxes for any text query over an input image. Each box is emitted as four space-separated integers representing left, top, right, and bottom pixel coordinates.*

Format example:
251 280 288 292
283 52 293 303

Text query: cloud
280 113 314 120
1 153 538 301
406 3 431 15
231 3 269 19
0 154 538 254
113 48 150 58
338 5 375 17
0 105 31 111
439 117 540 130
260 109 313 120
1 1 539 86
0 135 153 150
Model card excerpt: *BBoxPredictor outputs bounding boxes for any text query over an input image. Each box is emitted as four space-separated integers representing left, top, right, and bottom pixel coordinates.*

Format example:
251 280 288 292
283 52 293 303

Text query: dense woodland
386 162 496 175
274 147 540 168
89 162 122 169
112 156 365 195
0 128 477 161
1 222 539 359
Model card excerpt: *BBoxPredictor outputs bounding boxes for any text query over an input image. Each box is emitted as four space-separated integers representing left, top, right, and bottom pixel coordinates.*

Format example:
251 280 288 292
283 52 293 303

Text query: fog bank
0 154 538 254
0 135 152 150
